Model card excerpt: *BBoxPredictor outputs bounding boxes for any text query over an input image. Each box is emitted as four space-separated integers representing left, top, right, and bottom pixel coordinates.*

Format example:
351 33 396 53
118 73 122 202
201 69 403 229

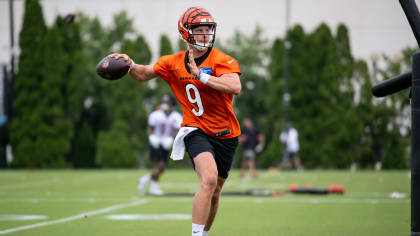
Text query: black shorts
184 129 238 179
149 146 169 162
288 152 298 159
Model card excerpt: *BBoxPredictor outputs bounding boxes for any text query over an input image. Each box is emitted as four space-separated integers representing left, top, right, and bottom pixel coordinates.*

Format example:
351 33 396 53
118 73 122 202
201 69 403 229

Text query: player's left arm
257 133 265 147
205 73 241 95
255 131 265 152
187 49 241 94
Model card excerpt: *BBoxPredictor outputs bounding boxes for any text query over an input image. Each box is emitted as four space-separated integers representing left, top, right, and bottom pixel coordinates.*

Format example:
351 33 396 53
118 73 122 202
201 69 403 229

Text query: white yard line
0 199 149 235
106 213 191 220
156 197 410 204
0 178 61 190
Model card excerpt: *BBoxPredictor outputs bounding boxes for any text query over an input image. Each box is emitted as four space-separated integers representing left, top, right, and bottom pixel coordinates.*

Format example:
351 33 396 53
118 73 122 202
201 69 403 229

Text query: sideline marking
106 214 191 220
0 215 47 221
0 199 148 235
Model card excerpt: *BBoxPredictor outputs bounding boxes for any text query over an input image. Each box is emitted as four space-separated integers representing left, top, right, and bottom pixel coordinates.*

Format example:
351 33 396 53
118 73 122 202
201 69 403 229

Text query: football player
108 7 241 236
239 117 265 179
138 95 182 195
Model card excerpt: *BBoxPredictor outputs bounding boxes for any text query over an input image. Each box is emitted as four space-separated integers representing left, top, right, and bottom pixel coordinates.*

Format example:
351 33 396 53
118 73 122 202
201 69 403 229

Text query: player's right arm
129 64 156 82
148 126 154 135
107 53 157 82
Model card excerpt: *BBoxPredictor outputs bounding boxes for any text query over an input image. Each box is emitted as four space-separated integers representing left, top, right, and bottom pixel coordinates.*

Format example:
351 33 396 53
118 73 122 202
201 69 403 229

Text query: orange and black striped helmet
178 7 217 50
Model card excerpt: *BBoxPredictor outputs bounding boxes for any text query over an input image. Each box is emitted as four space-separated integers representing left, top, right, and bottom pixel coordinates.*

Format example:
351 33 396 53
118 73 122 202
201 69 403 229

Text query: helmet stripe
183 7 202 26
190 11 212 23
181 7 195 24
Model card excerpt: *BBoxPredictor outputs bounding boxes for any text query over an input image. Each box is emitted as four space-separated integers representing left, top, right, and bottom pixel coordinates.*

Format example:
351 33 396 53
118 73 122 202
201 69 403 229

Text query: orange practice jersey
153 48 241 139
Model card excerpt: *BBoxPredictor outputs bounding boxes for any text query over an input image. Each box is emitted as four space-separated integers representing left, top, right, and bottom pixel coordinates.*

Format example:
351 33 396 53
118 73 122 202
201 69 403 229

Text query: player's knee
200 175 218 192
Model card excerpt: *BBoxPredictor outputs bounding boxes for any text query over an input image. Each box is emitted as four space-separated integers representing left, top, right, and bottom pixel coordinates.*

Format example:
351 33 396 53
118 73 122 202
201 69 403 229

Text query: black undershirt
184 47 213 74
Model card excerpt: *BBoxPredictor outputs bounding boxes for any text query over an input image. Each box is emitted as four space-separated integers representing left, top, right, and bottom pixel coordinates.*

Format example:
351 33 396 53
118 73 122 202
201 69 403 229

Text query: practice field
0 169 410 236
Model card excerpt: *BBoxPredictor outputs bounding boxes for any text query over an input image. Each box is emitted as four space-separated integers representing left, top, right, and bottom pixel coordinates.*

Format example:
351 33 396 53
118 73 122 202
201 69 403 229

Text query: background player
108 6 242 236
280 122 302 170
138 95 182 195
239 117 265 179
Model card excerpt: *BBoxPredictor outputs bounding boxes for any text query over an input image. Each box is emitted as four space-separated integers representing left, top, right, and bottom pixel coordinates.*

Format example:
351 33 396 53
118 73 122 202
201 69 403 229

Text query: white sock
192 223 204 236
141 174 151 182
150 180 159 187
203 230 209 236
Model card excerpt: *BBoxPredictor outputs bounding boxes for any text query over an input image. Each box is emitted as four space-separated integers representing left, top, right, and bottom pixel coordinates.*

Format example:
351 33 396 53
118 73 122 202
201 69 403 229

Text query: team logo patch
199 67 212 75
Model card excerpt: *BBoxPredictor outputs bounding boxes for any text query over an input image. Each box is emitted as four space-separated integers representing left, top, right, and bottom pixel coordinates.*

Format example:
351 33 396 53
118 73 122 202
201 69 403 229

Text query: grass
0 169 410 236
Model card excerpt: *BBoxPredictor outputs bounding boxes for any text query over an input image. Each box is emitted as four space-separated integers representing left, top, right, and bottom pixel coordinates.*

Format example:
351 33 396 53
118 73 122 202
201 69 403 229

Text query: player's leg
202 135 238 235
192 152 218 224
240 159 247 178
192 152 218 236
204 176 226 232
151 160 166 181
249 159 257 178
245 150 257 178
138 145 159 194
149 148 168 195
137 173 150 195
241 150 253 178
284 153 292 169
184 130 216 235
293 153 302 170
185 129 237 236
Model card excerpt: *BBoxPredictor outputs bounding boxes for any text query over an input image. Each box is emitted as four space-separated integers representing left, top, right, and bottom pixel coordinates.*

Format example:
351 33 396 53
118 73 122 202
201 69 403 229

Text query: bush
96 121 137 168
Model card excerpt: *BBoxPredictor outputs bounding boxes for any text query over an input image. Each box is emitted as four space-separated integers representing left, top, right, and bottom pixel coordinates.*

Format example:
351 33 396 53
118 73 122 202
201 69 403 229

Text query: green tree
159 34 173 56
76 13 125 168
155 34 175 98
322 24 360 168
53 16 89 166
267 24 364 169
218 27 276 167
77 13 111 138
11 0 48 167
72 121 96 168
353 60 376 166
57 16 86 126
364 47 415 169
177 38 187 52
35 18 73 167
97 121 137 168
94 12 154 168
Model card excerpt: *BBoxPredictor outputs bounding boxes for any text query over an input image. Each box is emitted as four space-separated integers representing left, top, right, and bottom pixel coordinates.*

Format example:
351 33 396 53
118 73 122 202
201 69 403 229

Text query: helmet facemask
188 24 217 51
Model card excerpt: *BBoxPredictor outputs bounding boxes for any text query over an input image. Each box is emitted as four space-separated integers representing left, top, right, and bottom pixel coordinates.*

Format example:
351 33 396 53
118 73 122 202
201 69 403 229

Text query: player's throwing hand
187 48 199 78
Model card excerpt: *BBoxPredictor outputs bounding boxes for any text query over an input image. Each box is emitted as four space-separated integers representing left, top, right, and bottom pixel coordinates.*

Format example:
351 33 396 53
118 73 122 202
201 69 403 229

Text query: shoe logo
193 231 200 234
227 59 234 64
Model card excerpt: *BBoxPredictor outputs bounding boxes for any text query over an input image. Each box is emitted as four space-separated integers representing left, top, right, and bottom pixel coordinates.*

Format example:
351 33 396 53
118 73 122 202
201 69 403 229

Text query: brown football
96 56 131 80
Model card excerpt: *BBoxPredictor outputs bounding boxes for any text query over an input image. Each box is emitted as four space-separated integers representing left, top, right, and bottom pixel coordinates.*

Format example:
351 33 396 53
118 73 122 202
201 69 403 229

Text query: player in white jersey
280 122 302 170
138 95 182 195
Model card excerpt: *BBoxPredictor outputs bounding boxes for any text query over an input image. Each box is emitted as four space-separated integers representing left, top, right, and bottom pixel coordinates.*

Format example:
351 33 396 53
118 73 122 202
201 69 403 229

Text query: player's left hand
187 48 200 78
255 144 264 153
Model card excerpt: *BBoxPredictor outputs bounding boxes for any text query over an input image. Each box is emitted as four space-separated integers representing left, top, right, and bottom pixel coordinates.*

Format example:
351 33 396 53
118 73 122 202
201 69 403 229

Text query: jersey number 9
186 84 204 116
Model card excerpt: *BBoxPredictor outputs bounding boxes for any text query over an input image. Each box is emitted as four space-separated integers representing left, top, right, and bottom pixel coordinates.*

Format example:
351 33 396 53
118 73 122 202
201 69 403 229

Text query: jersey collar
184 47 213 74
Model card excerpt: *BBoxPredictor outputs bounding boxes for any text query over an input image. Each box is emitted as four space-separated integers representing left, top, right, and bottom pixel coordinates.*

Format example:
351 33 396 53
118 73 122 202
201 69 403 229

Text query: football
96 56 131 80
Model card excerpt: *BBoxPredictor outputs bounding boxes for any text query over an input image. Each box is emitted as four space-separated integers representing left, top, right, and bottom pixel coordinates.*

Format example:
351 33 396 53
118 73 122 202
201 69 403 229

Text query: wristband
129 59 135 70
199 72 210 84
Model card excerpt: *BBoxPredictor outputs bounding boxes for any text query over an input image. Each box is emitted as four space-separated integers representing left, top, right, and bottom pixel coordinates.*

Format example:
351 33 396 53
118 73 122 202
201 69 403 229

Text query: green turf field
0 169 410 236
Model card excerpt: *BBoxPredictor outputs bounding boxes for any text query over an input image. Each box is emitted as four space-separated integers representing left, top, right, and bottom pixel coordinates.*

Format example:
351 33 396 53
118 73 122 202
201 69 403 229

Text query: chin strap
192 44 208 51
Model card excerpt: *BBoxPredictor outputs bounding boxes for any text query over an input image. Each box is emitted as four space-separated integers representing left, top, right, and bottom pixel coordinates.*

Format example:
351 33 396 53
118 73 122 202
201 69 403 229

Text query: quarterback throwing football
108 7 241 236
